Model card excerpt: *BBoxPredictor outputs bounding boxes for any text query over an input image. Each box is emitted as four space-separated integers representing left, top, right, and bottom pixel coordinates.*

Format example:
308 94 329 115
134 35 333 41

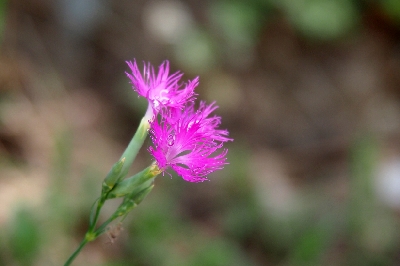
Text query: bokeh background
1 0 400 265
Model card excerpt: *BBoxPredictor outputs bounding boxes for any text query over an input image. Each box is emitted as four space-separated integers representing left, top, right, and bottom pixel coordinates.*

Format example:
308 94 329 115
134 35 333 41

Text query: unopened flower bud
106 164 161 199
112 185 154 219
102 157 126 194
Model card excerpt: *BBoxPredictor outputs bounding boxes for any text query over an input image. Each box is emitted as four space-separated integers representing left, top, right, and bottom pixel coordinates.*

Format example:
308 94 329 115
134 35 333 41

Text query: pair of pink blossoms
126 60 232 182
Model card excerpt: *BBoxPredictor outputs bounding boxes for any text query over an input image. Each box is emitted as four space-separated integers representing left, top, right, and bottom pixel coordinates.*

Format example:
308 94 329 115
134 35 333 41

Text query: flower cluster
126 60 232 182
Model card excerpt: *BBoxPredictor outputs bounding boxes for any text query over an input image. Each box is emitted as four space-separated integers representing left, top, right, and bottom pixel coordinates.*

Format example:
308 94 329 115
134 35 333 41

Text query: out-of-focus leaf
8 206 41 266
280 0 359 40
174 28 217 73
189 238 256 266
380 0 400 25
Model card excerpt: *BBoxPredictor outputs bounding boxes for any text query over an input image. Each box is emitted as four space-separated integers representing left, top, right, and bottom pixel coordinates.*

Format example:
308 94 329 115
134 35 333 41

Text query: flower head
148 101 232 182
126 59 198 112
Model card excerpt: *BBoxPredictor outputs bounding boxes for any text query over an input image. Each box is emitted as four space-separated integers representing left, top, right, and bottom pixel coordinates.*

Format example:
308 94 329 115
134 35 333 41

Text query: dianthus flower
126 59 198 117
148 101 232 182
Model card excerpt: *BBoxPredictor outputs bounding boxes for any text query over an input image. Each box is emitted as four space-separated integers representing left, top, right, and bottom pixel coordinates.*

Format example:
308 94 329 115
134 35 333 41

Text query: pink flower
126 59 198 112
148 101 232 182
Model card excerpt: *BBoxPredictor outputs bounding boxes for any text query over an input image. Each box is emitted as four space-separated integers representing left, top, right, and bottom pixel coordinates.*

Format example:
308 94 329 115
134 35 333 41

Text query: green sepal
114 185 155 218
106 164 161 199
129 183 154 204
94 185 155 237
102 157 126 194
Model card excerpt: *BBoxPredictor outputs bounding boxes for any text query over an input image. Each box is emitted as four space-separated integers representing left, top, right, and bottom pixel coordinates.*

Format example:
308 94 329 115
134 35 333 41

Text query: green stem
89 198 105 232
63 200 111 266
94 216 117 237
63 238 89 266
64 105 153 265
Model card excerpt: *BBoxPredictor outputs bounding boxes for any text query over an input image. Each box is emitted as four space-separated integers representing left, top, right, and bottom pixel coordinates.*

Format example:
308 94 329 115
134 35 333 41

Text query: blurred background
1 0 400 265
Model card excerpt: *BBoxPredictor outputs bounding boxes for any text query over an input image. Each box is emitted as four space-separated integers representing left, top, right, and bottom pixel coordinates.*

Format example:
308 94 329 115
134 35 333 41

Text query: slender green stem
89 198 105 232
63 238 89 266
64 193 106 265
94 216 117 237
64 107 153 265
63 200 108 266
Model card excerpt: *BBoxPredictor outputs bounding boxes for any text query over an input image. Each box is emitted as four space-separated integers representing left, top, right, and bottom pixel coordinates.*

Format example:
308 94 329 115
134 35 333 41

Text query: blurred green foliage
381 0 400 24
278 0 359 40
7 207 42 266
0 0 7 43
174 28 217 73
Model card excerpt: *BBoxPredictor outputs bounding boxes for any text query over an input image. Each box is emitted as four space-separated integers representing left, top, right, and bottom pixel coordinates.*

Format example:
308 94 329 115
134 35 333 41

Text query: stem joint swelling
85 232 96 242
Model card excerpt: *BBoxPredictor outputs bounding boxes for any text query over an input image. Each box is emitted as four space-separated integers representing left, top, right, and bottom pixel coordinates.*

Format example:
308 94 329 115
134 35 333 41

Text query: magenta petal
148 101 233 182
126 59 198 112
